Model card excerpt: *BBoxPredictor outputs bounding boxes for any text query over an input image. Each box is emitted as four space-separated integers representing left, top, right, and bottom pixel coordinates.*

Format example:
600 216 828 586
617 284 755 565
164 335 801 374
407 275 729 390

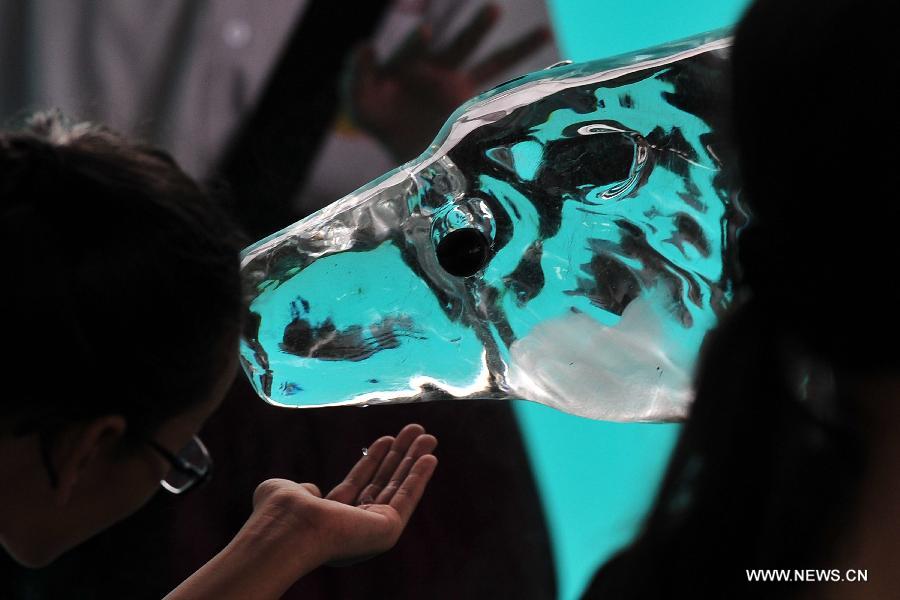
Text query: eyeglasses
145 435 213 495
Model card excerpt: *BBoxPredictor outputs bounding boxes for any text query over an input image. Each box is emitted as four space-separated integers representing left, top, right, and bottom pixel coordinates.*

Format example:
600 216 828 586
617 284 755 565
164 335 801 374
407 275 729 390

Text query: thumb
253 478 321 508
354 44 377 77
343 43 378 122
347 43 378 93
300 482 322 498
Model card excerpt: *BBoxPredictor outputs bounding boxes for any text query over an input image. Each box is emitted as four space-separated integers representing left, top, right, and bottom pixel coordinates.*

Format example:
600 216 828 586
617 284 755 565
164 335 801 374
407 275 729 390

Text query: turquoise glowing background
516 2 751 598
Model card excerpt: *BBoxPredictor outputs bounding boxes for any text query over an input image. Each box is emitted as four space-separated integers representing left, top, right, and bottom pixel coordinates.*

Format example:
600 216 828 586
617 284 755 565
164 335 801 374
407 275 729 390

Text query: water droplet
361 447 368 456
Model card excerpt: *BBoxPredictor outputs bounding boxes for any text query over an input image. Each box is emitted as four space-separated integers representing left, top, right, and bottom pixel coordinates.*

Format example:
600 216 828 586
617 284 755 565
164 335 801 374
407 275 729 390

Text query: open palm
252 424 438 566
346 4 551 162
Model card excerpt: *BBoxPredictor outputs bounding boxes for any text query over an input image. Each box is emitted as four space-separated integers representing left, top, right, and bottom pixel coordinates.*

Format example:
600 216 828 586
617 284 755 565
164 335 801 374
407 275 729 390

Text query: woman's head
0 113 245 566
732 0 899 370
585 1 898 597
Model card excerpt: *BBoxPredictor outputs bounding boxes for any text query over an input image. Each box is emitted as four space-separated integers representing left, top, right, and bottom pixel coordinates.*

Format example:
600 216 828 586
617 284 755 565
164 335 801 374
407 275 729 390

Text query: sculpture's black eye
436 228 490 277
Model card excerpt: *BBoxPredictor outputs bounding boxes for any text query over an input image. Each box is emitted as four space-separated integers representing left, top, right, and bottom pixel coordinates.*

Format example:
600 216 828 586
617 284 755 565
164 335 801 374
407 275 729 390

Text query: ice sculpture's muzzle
240 30 745 422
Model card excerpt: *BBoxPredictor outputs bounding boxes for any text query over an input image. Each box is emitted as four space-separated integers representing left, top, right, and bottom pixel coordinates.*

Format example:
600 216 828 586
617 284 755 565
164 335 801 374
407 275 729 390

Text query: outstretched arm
165 424 438 600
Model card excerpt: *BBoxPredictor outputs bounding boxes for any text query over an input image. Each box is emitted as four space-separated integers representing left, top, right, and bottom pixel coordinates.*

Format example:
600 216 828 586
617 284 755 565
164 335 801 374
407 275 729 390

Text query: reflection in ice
240 30 744 422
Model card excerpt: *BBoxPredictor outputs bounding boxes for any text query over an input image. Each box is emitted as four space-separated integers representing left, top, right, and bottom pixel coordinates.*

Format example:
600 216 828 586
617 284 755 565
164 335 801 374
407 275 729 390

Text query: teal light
515 2 752 599
549 0 751 62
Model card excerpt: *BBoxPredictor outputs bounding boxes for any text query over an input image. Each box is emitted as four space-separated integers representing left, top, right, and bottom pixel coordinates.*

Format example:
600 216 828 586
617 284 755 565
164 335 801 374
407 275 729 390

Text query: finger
433 4 500 68
343 44 377 114
326 436 393 503
383 24 432 73
349 43 378 85
342 44 378 93
375 434 438 505
389 454 438 524
356 424 425 504
471 26 552 83
300 482 322 498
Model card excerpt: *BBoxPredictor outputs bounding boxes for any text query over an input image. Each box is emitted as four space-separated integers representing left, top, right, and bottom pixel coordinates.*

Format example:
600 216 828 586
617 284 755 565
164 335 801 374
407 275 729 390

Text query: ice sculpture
240 29 745 422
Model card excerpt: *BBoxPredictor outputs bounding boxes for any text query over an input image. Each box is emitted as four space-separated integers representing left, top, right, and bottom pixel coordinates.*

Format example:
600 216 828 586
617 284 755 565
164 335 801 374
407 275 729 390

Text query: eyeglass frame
144 434 213 495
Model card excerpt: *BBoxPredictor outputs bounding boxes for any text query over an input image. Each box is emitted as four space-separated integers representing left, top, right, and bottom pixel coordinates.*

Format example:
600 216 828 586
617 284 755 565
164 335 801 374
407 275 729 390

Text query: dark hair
584 1 897 597
0 112 245 444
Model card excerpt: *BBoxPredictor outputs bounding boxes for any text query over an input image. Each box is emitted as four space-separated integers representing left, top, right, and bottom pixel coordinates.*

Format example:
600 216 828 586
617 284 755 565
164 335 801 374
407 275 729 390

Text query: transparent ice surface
240 30 744 422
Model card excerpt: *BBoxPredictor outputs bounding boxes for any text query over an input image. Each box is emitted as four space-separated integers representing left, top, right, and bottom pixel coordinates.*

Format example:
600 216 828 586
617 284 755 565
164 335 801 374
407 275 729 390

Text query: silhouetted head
0 113 244 566
586 1 898 598
733 0 899 371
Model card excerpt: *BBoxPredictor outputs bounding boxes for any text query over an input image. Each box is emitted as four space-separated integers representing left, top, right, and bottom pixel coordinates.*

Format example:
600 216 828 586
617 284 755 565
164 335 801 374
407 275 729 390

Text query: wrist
236 493 329 572
164 519 323 600
165 492 330 600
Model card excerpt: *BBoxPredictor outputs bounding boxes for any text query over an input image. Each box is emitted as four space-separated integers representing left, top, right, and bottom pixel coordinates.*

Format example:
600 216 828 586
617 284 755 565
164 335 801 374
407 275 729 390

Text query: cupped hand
250 424 438 566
